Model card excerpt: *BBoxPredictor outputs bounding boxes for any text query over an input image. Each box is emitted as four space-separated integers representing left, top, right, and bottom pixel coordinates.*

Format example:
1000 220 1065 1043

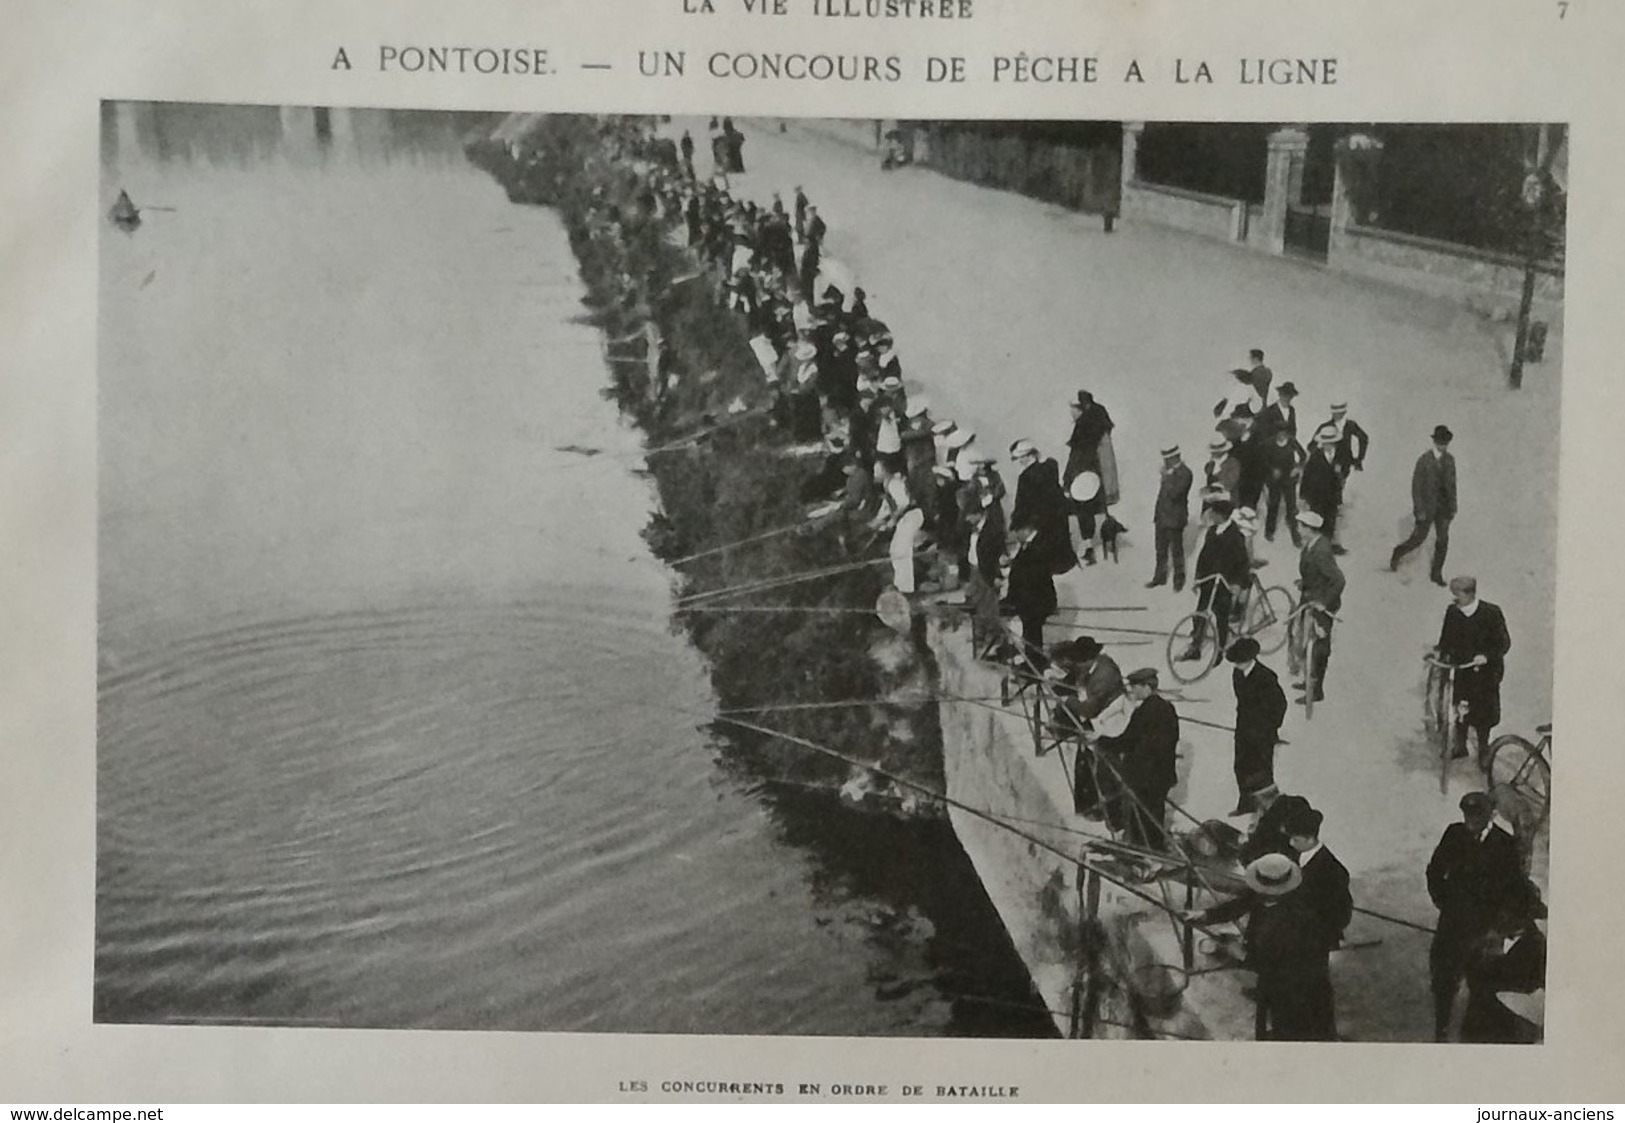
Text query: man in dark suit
1295 510 1345 704
1009 439 1076 576
1202 437 1242 514
1284 805 1353 952
1246 348 1274 402
1389 424 1459 586
1261 424 1306 544
1147 445 1193 591
1178 499 1250 660
1001 524 1057 664
1257 380 1299 443
1239 787 1313 863
1436 575 1512 762
1298 425 1346 555
1188 853 1336 1040
1427 791 1524 1040
1319 401 1370 480
1063 390 1116 563
1227 637 1288 814
1094 667 1180 848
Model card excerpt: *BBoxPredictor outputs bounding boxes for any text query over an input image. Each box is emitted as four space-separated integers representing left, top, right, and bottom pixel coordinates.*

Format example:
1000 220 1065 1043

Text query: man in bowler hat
1227 637 1288 814
1390 424 1459 586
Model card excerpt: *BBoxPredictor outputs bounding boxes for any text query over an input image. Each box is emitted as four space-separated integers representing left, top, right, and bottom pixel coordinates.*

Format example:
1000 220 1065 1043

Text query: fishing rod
674 548 935 607
666 519 813 566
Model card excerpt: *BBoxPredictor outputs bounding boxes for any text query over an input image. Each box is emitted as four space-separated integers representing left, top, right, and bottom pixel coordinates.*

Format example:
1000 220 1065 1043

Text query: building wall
1121 181 1249 244
1330 222 1565 311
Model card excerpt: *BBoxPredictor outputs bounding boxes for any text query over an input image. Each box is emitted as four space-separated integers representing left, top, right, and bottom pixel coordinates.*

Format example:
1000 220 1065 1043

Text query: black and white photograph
95 104 1567 1046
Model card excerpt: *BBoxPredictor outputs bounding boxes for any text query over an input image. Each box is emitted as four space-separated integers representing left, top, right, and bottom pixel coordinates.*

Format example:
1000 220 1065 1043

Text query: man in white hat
1294 509 1344 705
1317 401 1370 481
1203 436 1241 517
1298 424 1345 555
1185 852 1336 1040
1148 445 1193 592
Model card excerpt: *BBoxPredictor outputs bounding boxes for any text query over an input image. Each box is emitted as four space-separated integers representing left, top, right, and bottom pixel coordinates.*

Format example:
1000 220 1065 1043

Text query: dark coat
1068 655 1126 723
1201 889 1336 1041
1233 433 1266 508
1297 845 1354 951
1299 448 1343 516
1261 436 1305 486
1320 416 1370 472
1204 454 1242 505
1258 400 1297 442
1298 535 1345 612
1011 458 1076 574
1248 363 1274 401
1195 522 1251 589
1005 538 1057 621
1239 794 1314 864
1411 449 1458 522
1437 600 1511 727
1063 403 1114 482
1426 822 1524 943
1098 693 1179 792
1154 462 1194 529
1233 661 1288 744
1462 924 1547 1043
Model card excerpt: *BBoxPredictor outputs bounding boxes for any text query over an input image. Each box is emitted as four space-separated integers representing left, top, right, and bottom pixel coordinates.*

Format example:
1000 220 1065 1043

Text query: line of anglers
577 118 1540 1042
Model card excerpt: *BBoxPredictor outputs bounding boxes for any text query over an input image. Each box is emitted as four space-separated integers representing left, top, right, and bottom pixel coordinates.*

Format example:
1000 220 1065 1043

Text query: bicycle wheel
1166 612 1220 684
1302 629 1321 719
1247 585 1295 655
1487 735 1551 834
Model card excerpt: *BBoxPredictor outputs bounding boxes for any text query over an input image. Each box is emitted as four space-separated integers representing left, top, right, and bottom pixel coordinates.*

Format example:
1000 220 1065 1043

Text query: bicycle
1165 572 1296 685
1285 601 1336 719
1485 723 1552 841
1421 654 1466 762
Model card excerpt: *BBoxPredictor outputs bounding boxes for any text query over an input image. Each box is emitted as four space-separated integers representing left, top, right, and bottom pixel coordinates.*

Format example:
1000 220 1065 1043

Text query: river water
94 105 1050 1036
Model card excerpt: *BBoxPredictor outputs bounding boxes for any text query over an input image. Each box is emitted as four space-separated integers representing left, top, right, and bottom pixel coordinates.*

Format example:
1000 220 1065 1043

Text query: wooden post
1182 875 1196 972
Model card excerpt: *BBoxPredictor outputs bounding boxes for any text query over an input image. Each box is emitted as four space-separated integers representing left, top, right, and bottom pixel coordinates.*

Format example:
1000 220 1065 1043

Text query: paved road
679 117 1562 1040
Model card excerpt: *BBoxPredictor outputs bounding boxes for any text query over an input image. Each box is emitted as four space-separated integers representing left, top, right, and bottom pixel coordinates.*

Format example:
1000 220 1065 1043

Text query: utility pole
1509 124 1552 390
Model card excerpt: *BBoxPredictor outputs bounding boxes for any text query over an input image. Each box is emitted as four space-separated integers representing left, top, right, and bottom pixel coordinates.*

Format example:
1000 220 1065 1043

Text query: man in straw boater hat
1388 423 1459 586
1147 444 1193 592
1226 637 1288 816
1318 399 1371 482
1184 852 1338 1040
1009 438 1077 577
1091 667 1180 850
1294 509 1345 705
1202 435 1241 517
1298 423 1346 555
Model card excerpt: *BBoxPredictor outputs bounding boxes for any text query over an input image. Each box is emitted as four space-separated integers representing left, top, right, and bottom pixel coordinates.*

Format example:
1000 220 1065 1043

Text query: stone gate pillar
1259 124 1309 255
1120 120 1145 195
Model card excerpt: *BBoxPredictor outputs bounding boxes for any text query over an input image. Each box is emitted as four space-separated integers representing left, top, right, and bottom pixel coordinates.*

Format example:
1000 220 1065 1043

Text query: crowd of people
571 117 1542 1042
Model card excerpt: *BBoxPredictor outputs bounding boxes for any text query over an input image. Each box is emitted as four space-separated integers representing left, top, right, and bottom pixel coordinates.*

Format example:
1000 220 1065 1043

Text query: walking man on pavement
1435 575 1512 762
1295 510 1344 705
1227 637 1288 815
1389 424 1458 585
1427 791 1524 1040
1147 445 1192 591
1319 401 1370 481
1299 425 1346 555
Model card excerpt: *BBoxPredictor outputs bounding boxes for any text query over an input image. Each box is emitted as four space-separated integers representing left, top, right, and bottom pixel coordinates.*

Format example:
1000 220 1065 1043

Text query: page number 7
1556 1 1568 16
